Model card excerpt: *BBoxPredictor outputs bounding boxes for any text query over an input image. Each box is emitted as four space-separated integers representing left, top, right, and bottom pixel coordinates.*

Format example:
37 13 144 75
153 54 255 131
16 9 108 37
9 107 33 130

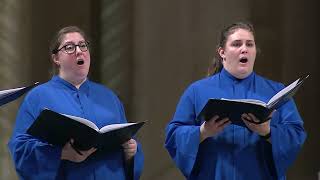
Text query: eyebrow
62 40 86 45
232 39 254 42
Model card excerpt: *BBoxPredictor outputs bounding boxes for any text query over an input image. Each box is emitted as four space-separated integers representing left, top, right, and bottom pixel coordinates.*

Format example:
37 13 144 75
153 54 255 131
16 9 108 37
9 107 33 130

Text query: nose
75 45 82 53
241 45 248 54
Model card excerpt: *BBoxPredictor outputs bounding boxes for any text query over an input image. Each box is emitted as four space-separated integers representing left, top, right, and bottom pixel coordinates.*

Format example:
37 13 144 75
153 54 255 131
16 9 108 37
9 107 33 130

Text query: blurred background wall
0 0 319 179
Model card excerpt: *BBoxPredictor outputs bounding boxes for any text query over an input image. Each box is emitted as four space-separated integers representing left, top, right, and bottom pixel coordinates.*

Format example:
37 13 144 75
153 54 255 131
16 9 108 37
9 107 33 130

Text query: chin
235 70 252 79
77 69 89 76
241 66 253 73
237 74 249 79
241 71 253 78
76 72 89 80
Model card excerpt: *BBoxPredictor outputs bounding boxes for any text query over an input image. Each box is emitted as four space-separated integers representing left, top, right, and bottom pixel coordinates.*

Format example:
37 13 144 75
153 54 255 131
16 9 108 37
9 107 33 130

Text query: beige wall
281 1 319 179
0 0 318 179
131 1 251 179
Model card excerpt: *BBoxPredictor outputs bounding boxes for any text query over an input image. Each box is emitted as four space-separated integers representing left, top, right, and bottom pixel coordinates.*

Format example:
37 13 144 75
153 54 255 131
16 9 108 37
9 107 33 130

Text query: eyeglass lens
62 42 88 54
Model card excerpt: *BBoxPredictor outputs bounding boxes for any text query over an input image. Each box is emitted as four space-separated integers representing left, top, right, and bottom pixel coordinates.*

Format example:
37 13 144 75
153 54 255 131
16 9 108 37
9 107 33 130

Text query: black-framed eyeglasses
53 41 89 54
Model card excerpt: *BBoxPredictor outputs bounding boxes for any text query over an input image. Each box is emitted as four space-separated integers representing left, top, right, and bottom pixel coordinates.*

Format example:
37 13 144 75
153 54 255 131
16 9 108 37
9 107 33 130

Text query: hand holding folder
197 75 309 126
27 109 146 153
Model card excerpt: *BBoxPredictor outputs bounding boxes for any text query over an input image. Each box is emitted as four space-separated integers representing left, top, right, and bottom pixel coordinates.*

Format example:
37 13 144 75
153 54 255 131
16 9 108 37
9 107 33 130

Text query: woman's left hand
241 111 274 136
122 139 137 161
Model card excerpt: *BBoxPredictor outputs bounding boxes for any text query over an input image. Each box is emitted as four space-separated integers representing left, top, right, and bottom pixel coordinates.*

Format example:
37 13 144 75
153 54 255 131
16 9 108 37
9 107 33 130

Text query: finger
247 113 259 123
128 143 136 148
215 118 230 127
216 120 231 132
80 148 96 158
220 120 231 128
85 149 97 156
127 139 136 145
69 141 83 156
206 116 223 126
241 114 249 122
123 144 135 150
122 141 129 147
241 114 255 124
244 122 254 129
208 115 219 122
122 144 128 149
205 119 216 127
88 147 97 153
241 113 251 120
124 148 136 154
122 138 136 146
242 117 253 128
123 150 136 158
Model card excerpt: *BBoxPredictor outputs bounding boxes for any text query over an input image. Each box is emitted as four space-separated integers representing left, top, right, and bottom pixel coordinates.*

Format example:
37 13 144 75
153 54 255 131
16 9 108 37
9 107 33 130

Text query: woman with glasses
8 26 144 180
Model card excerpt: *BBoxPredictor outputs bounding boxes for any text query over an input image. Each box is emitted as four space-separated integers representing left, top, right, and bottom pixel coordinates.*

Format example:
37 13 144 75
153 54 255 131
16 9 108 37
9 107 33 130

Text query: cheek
60 58 76 69
225 50 237 58
84 53 91 61
225 55 238 65
229 51 239 58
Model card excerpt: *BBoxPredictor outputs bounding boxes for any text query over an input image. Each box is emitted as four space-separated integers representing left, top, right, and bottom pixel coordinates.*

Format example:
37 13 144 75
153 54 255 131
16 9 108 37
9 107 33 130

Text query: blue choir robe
165 68 306 180
8 76 144 180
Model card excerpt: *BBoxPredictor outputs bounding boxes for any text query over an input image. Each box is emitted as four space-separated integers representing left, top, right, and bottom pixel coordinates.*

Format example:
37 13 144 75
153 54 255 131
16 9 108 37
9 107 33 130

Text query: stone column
0 0 30 179
99 0 133 115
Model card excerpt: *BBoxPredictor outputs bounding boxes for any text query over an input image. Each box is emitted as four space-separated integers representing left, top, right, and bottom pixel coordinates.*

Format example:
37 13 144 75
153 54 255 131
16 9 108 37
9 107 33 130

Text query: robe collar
51 75 90 93
218 68 255 86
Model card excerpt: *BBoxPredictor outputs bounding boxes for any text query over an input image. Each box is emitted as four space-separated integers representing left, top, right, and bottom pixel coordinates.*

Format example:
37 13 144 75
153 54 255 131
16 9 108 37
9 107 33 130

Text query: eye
246 42 255 47
79 42 87 48
64 44 75 51
231 42 242 47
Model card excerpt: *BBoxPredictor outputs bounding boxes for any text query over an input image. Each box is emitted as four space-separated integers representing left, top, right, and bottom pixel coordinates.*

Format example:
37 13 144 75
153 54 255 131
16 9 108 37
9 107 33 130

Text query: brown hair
207 22 255 76
49 26 89 74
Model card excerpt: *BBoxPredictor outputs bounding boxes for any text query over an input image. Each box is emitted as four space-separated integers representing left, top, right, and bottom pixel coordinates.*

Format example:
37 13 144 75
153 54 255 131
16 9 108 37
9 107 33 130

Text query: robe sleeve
133 143 144 180
7 94 62 180
269 99 306 178
164 86 201 178
116 96 144 180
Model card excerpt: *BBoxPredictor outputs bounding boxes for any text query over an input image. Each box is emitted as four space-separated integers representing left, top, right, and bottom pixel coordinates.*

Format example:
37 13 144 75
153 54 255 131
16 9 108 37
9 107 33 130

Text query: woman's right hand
61 139 97 163
200 115 230 142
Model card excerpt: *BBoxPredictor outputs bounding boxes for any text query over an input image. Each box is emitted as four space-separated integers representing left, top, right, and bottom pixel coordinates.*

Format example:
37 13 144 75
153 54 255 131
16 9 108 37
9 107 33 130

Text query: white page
267 78 300 106
63 114 99 131
0 87 25 98
99 122 137 133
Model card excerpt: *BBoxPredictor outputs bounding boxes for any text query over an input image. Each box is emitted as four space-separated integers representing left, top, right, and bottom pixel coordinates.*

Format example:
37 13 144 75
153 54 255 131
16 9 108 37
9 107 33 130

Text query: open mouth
77 59 84 65
239 57 248 63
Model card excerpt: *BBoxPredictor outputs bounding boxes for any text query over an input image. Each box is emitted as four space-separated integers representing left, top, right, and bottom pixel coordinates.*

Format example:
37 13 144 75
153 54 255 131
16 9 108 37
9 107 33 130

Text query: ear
218 47 226 59
52 54 60 66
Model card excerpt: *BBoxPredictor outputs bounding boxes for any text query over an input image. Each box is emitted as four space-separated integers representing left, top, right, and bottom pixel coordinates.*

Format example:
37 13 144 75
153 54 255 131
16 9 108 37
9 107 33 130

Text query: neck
59 74 86 89
223 67 252 80
72 78 86 89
